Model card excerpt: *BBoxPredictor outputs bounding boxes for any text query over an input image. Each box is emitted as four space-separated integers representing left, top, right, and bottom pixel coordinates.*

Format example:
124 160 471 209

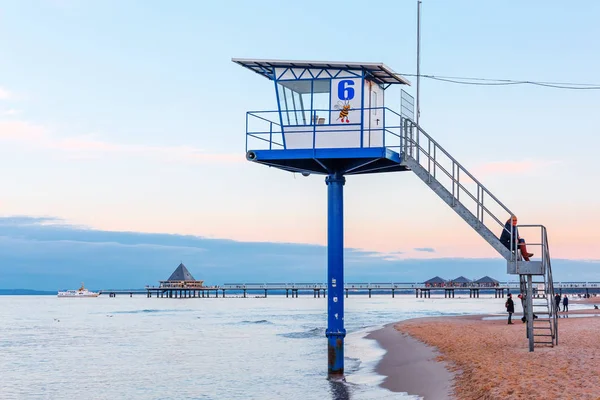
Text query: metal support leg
325 172 346 378
527 275 534 352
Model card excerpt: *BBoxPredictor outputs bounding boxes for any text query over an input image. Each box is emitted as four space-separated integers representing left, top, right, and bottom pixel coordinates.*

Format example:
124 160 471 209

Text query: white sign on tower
329 78 362 125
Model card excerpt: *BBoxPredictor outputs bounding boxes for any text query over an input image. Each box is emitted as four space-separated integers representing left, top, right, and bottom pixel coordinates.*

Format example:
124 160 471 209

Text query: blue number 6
338 80 355 100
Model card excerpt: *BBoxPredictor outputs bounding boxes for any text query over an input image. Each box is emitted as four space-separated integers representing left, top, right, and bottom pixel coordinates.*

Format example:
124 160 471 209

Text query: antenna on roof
416 0 422 126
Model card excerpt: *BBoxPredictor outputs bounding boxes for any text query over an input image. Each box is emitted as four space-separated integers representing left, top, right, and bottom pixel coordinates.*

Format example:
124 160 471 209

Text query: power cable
398 73 600 89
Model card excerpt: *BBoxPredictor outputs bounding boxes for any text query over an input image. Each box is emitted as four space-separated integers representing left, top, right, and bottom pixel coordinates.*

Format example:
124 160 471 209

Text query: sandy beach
371 312 600 399
571 296 600 305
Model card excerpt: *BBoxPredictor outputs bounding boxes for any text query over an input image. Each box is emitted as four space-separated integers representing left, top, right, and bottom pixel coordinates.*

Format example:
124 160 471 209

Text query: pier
98 281 600 298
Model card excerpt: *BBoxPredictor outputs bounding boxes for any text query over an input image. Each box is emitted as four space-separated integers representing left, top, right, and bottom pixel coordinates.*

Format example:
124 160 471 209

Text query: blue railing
245 107 405 153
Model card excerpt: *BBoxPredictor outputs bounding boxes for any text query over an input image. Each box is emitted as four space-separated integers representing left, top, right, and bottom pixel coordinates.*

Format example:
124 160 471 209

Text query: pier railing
220 282 600 290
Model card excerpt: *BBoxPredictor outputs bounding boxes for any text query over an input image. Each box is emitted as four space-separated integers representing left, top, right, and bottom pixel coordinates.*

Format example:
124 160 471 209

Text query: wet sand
374 315 600 399
571 296 600 305
366 323 454 399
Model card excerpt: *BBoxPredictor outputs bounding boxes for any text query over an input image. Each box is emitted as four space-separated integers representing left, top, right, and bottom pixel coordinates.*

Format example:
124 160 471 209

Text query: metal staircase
517 227 558 349
399 119 557 351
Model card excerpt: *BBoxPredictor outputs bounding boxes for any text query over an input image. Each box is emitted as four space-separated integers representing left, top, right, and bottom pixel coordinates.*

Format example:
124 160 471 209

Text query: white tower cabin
234 59 413 175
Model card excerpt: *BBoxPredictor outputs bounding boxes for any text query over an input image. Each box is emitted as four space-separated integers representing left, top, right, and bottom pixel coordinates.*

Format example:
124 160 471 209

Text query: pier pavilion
474 276 500 288
159 263 204 289
420 275 503 298
145 263 220 299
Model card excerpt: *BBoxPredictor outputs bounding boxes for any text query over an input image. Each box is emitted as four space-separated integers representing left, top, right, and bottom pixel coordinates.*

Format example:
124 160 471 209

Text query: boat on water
57 283 99 298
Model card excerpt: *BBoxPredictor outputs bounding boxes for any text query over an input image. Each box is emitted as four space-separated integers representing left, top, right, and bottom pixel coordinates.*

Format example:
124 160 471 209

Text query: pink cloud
0 87 10 100
474 159 560 176
0 119 242 164
0 120 46 141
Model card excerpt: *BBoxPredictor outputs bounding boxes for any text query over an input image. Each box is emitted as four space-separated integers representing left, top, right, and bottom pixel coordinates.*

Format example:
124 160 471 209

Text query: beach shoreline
368 309 600 399
365 322 455 399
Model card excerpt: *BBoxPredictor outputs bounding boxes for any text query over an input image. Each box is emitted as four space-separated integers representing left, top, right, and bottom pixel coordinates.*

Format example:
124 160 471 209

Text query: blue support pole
325 172 346 378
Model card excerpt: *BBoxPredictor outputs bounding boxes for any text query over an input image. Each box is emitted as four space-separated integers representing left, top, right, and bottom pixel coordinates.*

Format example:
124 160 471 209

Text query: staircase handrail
542 227 558 344
402 118 515 253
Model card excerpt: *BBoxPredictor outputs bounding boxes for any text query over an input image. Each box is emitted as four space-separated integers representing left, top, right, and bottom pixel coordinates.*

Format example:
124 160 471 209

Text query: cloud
474 159 560 176
0 120 46 141
1 215 599 290
0 120 242 163
414 247 435 253
0 216 61 226
0 87 10 100
1 109 20 116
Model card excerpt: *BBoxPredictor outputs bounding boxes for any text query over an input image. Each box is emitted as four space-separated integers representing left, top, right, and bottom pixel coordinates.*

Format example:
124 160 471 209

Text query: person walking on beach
518 293 538 322
563 295 569 312
555 293 561 312
505 294 515 324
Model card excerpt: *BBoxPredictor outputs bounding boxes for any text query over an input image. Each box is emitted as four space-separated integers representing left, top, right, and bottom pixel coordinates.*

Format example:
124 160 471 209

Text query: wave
240 319 273 324
278 327 325 339
109 309 193 314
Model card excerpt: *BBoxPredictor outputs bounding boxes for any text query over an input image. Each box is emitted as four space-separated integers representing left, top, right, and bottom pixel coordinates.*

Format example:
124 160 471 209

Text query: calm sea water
0 294 550 400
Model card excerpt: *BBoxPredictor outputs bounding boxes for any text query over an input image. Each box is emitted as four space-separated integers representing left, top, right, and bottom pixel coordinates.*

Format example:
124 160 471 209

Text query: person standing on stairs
500 215 534 261
505 294 515 324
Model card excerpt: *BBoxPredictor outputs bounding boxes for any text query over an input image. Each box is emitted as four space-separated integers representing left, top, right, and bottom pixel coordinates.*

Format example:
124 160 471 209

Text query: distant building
159 263 204 289
423 276 447 287
423 275 500 288
448 276 472 287
474 276 500 287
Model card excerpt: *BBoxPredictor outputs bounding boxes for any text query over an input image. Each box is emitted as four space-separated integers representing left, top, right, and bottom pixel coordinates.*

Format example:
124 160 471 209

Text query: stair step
534 342 554 345
534 334 554 337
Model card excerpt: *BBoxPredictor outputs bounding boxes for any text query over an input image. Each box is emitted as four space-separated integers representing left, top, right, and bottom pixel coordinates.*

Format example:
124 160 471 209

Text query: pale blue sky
1 0 599 262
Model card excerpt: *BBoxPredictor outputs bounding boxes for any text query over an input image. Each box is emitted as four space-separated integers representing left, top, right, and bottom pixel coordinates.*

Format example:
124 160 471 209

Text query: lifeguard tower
234 58 557 376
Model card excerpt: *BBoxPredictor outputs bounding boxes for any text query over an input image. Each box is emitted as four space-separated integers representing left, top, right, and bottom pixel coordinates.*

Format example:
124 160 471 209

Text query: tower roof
167 263 196 281
232 58 412 86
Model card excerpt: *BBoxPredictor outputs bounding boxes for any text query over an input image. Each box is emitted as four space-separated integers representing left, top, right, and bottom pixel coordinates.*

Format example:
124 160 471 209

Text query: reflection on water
329 379 351 400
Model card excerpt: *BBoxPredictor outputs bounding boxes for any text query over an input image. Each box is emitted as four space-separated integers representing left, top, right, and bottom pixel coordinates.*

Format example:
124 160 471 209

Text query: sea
0 294 577 400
